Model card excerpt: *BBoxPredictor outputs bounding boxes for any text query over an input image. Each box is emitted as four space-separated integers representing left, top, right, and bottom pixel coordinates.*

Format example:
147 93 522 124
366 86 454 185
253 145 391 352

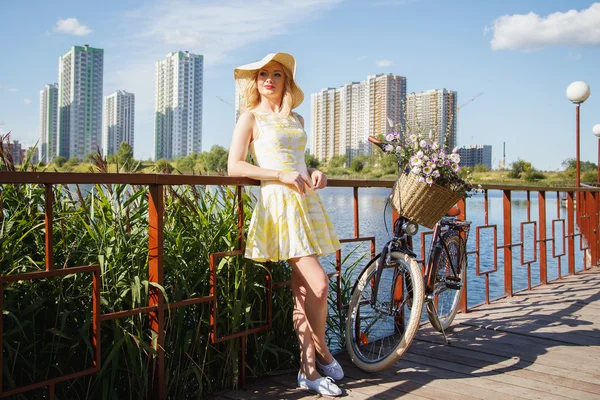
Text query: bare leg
289 255 334 380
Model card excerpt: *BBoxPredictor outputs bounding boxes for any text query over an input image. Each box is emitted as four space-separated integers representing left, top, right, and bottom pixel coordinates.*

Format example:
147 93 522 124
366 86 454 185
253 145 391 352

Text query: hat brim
234 52 304 109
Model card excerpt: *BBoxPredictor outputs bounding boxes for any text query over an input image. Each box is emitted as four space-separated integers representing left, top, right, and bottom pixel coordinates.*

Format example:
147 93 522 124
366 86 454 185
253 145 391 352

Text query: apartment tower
310 73 406 163
406 89 458 150
57 45 104 160
154 51 204 160
39 83 58 163
103 90 135 157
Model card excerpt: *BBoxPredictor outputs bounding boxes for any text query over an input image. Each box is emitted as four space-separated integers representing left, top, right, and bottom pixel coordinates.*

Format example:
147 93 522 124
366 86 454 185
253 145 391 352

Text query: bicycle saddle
446 207 461 217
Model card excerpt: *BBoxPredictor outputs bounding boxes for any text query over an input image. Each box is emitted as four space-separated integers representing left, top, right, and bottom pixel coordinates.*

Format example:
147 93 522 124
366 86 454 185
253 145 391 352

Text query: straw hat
234 52 304 109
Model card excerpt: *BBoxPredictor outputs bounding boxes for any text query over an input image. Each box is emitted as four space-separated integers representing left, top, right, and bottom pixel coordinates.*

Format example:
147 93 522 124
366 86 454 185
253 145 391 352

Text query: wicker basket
390 172 462 228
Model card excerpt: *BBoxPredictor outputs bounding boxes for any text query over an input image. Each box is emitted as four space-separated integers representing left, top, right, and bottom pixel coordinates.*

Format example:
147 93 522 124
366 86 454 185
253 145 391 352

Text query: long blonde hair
243 61 298 118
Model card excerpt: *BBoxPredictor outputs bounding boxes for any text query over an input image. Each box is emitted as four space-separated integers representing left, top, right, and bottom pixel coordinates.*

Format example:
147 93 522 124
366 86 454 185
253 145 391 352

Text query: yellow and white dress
245 110 341 262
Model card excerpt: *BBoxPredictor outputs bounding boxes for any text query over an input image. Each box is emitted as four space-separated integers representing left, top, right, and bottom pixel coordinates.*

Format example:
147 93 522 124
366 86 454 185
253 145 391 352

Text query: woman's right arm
227 111 281 181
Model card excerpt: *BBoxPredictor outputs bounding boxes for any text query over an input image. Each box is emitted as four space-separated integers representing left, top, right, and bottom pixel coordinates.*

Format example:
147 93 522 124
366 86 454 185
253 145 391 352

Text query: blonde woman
228 53 343 397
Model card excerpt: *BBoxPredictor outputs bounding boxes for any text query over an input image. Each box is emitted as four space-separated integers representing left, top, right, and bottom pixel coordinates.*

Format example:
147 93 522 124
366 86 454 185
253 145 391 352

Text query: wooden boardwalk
216 267 600 399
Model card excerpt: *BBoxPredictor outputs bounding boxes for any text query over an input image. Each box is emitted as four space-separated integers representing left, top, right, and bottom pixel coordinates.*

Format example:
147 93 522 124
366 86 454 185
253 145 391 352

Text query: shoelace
320 376 336 387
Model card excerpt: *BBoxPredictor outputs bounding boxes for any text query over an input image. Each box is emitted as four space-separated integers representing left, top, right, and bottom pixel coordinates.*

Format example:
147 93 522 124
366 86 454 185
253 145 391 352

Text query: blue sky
1 0 600 170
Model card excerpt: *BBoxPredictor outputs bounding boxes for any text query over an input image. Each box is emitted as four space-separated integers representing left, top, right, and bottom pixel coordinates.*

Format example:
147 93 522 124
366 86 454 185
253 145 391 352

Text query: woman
228 53 343 397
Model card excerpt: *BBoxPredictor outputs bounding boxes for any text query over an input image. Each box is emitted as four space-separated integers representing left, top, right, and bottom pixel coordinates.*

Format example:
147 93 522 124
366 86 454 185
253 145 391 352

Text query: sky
1 0 600 171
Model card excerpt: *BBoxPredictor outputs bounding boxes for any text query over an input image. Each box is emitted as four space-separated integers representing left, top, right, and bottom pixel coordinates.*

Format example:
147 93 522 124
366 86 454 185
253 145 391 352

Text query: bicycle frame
370 215 470 317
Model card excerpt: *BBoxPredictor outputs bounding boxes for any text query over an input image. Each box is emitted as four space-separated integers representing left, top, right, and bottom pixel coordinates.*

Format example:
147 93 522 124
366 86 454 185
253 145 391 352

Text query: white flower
426 176 434 184
452 163 459 172
452 147 458 153
386 133 394 141
411 166 421 174
409 134 417 142
432 142 439 150
417 150 424 158
433 170 440 178
420 140 427 148
410 156 422 167
418 176 426 183
423 166 433 175
395 145 402 152
384 144 393 151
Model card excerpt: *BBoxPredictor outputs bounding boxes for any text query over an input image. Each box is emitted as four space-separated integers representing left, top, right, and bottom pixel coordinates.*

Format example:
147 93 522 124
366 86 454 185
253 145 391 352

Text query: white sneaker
297 371 342 397
316 357 344 381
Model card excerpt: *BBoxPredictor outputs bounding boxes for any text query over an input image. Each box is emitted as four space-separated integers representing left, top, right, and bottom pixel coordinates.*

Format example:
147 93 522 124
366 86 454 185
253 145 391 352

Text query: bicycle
345 136 471 372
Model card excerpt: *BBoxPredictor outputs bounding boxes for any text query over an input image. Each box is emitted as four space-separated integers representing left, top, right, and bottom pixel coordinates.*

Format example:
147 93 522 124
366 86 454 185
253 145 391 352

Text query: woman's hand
310 169 327 190
278 171 313 194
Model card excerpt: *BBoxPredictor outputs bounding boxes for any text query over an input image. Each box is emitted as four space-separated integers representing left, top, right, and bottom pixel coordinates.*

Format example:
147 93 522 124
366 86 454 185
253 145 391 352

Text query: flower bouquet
372 130 472 228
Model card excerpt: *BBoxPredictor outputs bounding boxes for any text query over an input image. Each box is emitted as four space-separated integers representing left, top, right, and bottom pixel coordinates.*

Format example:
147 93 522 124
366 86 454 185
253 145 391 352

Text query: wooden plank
416 325 600 373
240 267 600 399
402 352 581 400
407 343 600 397
410 339 600 391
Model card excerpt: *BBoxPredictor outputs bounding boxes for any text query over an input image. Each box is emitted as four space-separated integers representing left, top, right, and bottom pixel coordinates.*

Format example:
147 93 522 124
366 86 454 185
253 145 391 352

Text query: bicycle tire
426 232 466 332
345 251 424 372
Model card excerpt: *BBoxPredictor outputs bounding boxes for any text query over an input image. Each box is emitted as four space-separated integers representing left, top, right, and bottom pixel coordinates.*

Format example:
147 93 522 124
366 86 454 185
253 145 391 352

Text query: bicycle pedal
445 280 462 290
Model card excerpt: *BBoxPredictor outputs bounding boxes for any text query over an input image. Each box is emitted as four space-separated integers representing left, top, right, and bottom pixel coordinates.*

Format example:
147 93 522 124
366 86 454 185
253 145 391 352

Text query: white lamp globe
593 124 600 138
566 81 591 104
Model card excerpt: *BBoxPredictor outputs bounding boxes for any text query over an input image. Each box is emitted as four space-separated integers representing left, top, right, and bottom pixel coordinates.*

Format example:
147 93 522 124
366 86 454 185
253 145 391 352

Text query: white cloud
7 88 18 92
106 0 343 159
376 59 393 67
54 18 92 36
24 98 32 104
489 3 600 51
125 0 342 66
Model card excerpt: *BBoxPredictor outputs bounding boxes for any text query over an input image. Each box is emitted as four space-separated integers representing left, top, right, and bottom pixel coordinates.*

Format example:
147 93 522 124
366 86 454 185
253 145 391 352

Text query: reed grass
0 134 362 399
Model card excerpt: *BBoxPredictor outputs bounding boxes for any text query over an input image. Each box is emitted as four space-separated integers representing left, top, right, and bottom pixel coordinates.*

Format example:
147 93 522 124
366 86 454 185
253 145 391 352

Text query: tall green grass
0 134 360 399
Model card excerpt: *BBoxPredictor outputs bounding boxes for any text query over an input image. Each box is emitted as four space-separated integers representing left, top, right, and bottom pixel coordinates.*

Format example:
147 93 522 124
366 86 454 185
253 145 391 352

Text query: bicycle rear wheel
426 232 466 332
345 251 424 372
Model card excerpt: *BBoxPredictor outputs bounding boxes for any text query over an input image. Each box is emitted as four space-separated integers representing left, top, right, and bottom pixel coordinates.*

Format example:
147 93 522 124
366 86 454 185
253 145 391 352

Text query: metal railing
0 172 598 399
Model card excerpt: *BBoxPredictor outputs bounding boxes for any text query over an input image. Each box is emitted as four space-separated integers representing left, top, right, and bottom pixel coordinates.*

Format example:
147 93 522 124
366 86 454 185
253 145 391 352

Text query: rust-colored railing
1 172 599 399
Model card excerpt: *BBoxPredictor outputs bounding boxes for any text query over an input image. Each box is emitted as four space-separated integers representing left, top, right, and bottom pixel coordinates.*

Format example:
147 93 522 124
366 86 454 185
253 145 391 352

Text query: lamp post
566 81 591 187
594 124 600 184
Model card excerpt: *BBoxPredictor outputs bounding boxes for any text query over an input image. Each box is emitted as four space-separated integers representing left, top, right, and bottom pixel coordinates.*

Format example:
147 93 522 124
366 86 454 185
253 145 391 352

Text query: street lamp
594 124 600 184
566 81 591 187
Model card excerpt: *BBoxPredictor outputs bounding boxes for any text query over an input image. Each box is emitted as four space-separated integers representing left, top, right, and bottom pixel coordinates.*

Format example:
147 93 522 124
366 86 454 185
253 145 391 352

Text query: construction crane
216 96 234 108
458 92 484 112
456 92 484 147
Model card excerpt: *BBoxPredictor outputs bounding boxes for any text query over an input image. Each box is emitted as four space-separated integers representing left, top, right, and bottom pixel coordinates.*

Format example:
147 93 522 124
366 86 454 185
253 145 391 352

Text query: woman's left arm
297 113 328 190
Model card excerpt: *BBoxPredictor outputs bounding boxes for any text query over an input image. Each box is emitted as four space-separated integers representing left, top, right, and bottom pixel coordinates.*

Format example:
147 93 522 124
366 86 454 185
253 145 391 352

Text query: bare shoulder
236 110 256 128
293 112 305 127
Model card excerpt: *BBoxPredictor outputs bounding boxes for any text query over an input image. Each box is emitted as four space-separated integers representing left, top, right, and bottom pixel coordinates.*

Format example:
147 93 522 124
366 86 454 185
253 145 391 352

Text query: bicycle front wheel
345 251 424 372
427 233 466 332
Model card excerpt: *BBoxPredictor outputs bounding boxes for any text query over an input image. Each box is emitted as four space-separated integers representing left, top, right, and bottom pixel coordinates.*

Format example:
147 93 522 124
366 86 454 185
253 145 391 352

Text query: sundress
244 110 341 262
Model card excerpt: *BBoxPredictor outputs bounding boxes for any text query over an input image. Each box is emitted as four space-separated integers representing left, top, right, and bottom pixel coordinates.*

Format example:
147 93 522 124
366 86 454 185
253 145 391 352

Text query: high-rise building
103 90 135 157
57 45 104 160
458 145 492 169
154 51 203 160
310 73 406 163
406 89 458 150
39 83 58 163
7 140 22 165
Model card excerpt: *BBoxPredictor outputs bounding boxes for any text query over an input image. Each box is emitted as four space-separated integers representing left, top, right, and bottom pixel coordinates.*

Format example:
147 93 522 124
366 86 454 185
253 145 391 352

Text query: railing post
458 198 468 313
148 184 165 400
567 191 575 276
45 184 54 271
503 190 512 297
596 192 600 266
538 191 547 285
